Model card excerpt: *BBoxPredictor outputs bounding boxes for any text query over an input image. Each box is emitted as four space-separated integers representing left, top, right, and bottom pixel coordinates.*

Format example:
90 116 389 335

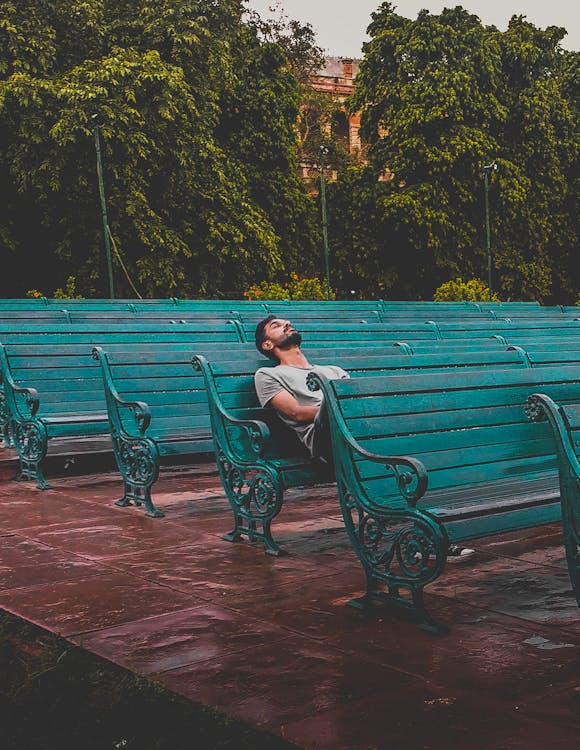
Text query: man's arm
269 390 319 424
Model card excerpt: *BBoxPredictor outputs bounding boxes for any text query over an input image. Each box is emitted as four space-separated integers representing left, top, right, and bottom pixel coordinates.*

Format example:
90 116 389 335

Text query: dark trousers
311 398 333 468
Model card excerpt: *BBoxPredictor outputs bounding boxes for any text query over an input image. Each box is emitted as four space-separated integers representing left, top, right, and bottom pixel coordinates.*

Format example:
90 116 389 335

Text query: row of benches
0 297 544 309
2 305 579 326
1 319 580 631
4 320 580 497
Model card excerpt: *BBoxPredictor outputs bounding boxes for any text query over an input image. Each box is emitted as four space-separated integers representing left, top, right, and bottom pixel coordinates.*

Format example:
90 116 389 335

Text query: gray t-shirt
254 363 349 454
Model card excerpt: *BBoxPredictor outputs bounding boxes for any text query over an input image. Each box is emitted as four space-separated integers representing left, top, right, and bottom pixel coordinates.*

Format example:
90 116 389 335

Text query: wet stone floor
0 453 578 749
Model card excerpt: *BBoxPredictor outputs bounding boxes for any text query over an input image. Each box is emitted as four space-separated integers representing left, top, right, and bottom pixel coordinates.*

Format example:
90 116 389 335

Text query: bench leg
113 436 163 518
339 486 450 632
218 455 284 555
115 482 164 519
348 579 449 635
559 475 580 606
11 420 51 489
0 389 12 447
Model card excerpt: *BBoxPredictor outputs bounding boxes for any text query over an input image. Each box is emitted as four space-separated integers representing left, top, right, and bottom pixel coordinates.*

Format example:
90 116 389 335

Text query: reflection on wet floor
0 457 578 749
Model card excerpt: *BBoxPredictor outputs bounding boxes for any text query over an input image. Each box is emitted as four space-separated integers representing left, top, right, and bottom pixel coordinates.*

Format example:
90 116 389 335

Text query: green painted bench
0 322 243 486
307 364 580 632
235 321 445 345
192 346 533 556
91 344 523 519
429 318 580 339
526 393 580 604
92 343 257 517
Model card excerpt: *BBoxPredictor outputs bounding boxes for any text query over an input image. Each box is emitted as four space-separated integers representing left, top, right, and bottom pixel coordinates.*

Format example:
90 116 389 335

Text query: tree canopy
332 3 579 302
1 2 577 301
0 0 319 297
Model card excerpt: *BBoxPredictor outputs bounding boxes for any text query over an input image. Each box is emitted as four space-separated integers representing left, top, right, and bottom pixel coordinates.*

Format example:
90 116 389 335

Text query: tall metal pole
91 114 115 299
484 168 492 296
481 161 497 298
319 146 330 301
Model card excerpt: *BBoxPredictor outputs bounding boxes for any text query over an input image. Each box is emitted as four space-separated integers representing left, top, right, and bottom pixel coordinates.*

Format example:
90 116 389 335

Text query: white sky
246 1 578 55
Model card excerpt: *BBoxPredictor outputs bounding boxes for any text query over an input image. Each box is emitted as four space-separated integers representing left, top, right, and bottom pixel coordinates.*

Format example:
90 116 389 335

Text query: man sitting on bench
254 314 475 564
254 315 348 465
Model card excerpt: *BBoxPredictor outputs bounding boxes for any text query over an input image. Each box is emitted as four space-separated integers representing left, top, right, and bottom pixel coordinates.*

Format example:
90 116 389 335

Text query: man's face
262 318 302 354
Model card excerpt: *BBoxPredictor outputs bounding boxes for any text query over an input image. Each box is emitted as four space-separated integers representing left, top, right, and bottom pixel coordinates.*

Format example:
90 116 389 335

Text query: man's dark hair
254 314 278 360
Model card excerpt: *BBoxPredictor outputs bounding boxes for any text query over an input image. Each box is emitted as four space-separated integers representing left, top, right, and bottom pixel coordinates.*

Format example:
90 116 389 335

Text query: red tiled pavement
0 458 578 749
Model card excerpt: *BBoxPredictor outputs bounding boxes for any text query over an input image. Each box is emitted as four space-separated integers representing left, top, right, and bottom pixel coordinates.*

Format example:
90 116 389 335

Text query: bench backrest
309 365 580 536
0 322 243 344
192 347 538 461
430 319 580 339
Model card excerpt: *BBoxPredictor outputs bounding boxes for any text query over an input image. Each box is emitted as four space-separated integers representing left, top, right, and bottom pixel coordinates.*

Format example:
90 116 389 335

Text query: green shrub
244 275 335 301
433 278 499 302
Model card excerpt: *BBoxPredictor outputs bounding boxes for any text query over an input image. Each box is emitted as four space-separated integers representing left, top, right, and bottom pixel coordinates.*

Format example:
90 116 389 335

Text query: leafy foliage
433 277 499 302
337 3 578 302
0 0 319 297
244 274 335 300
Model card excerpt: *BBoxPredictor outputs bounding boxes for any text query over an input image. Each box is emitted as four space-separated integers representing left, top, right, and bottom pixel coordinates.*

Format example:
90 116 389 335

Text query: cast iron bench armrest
527 392 580 481
336 427 428 507
192 353 271 459
112 394 151 435
92 346 151 435
0 344 39 417
218 409 272 459
7 383 39 418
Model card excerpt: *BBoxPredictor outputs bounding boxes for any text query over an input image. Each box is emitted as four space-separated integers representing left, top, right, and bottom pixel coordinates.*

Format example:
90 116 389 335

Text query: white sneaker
447 544 476 564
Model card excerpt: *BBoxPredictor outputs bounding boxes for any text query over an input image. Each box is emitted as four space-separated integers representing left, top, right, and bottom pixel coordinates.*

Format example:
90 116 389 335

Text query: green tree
344 3 578 301
0 0 317 297
216 12 320 286
492 17 577 302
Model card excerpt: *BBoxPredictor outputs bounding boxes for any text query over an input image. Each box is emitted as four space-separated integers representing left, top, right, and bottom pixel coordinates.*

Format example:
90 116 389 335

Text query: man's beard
279 330 302 349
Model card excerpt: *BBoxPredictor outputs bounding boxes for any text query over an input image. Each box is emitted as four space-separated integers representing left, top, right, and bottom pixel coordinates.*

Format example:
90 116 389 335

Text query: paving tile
0 534 105 589
280 690 579 750
101 540 342 600
148 489 229 519
314 598 580 702
0 570 197 636
13 515 207 560
428 553 579 628
76 603 292 674
160 634 432 732
223 564 376 640
518 679 580 725
0 486 121 531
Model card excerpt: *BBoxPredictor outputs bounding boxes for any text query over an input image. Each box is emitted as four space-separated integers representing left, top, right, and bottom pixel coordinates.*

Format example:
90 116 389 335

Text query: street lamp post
481 161 498 297
91 114 115 299
319 145 331 301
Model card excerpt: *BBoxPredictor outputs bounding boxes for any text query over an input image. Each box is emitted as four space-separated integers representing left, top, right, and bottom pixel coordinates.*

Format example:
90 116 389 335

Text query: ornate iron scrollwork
340 483 445 588
11 420 45 463
115 436 157 486
219 453 278 519
217 451 284 554
0 391 11 446
525 394 547 422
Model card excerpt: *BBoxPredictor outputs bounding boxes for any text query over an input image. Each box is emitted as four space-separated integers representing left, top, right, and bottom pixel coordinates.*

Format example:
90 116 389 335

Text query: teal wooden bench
93 344 256 518
0 322 243 487
0 344 109 488
307 365 580 632
192 347 532 556
429 318 580 339
235 321 444 345
525 392 580 604
91 345 524 519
